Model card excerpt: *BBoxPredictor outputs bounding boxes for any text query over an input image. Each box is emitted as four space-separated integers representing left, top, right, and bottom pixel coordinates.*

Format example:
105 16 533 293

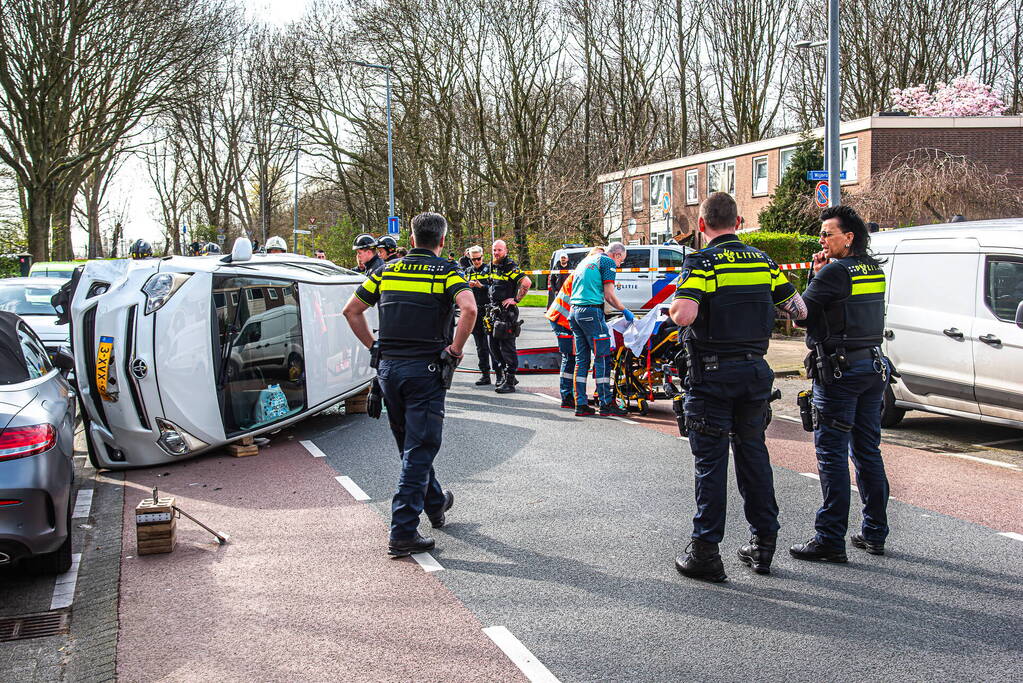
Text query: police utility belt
680 336 762 385
804 344 885 385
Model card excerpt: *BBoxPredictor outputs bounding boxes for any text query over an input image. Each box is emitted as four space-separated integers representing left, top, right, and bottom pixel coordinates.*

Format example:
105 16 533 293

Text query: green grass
518 292 549 307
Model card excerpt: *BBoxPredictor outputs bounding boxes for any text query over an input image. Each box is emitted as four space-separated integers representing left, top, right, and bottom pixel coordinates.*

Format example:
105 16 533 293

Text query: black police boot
496 372 516 394
789 537 848 563
851 532 885 556
427 490 455 529
737 534 777 575
387 532 436 557
675 539 727 583
475 372 492 386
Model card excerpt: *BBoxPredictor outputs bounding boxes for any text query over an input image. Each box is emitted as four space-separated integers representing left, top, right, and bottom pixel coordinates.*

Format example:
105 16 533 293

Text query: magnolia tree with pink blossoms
889 76 1008 117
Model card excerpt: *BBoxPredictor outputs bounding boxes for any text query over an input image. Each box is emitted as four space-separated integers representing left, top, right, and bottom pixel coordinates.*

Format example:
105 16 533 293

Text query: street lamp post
351 61 395 223
293 128 299 253
487 201 496 247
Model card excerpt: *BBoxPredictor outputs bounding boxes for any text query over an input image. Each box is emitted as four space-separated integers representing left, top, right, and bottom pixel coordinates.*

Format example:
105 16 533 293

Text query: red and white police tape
522 262 813 275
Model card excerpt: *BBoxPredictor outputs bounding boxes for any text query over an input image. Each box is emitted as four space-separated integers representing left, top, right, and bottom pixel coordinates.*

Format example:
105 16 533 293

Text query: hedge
0 254 28 278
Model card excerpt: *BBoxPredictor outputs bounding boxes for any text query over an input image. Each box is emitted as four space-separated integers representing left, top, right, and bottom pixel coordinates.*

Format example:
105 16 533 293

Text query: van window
622 249 650 269
658 249 686 268
985 258 1023 322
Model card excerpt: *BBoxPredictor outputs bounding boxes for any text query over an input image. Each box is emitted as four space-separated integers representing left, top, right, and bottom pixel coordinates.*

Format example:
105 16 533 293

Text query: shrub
758 137 824 235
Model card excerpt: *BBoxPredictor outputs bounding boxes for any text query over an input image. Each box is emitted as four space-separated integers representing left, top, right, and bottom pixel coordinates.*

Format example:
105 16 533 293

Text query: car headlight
141 273 192 315
155 418 207 456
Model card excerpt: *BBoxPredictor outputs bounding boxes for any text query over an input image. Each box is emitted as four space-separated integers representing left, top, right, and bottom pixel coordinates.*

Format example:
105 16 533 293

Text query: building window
649 172 673 215
779 146 797 179
603 182 622 216
707 160 736 196
841 139 858 182
632 179 643 212
685 169 698 205
752 156 769 196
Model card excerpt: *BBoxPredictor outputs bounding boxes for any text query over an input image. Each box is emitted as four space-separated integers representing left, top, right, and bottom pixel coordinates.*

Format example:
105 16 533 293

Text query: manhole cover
0 610 69 642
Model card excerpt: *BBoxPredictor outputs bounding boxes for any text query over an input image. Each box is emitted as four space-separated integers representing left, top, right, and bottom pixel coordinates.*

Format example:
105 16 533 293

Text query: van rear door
972 254 1023 422
886 238 979 414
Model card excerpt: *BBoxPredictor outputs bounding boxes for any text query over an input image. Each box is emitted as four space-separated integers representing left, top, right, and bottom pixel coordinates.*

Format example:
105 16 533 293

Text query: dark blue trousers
812 358 890 547
377 358 448 540
549 320 575 404
683 359 779 544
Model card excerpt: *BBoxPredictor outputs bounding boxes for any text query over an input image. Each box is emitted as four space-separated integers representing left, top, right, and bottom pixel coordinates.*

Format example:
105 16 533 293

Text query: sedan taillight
0 425 57 461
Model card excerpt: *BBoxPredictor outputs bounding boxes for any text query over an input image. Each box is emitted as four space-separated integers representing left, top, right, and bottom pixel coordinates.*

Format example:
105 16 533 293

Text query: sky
71 0 310 257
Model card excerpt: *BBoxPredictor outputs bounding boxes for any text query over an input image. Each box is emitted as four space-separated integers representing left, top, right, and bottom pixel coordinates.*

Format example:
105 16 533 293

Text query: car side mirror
1016 300 1023 329
54 347 75 373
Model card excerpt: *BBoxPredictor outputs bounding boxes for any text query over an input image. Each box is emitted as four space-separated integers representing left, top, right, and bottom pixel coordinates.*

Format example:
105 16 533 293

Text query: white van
870 219 1023 428
550 244 691 312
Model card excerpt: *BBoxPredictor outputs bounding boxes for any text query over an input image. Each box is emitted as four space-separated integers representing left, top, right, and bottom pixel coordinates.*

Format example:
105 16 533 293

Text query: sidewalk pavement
766 336 807 376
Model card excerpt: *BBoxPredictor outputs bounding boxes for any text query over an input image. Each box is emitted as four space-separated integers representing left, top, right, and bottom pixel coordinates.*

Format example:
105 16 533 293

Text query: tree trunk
26 188 52 262
51 194 74 261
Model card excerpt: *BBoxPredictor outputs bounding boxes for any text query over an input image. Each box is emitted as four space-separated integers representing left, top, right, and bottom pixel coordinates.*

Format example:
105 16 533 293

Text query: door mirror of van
1016 300 1023 329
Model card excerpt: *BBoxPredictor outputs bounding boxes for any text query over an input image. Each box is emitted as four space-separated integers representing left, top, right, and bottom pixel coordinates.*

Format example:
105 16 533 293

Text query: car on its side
61 240 377 469
0 277 71 357
29 261 79 280
549 244 692 312
0 312 77 574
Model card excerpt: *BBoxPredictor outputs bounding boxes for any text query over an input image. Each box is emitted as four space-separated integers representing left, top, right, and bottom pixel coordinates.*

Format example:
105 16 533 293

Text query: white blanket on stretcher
609 304 670 356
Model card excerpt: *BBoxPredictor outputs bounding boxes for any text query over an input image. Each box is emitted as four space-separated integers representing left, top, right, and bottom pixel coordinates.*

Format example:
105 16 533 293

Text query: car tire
28 499 72 575
880 385 906 428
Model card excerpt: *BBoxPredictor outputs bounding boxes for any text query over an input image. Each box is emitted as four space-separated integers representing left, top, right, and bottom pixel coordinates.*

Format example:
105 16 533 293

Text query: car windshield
212 275 307 436
0 284 59 316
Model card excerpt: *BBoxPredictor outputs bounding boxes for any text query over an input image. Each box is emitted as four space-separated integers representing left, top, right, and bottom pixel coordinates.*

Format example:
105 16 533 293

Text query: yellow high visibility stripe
687 269 714 277
715 271 772 287
851 281 885 295
850 274 885 282
380 280 445 294
362 278 379 293
387 271 438 280
713 261 770 270
445 273 466 286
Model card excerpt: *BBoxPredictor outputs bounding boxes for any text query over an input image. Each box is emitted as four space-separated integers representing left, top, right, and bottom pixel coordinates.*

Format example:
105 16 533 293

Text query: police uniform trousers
683 358 779 543
377 358 449 540
471 314 493 374
569 305 612 408
549 320 575 404
812 357 890 547
489 305 519 373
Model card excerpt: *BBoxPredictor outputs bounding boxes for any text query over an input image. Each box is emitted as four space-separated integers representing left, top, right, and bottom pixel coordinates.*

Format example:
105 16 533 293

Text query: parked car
549 244 692 312
59 239 377 469
870 218 1023 428
0 277 71 357
29 261 78 280
0 312 77 574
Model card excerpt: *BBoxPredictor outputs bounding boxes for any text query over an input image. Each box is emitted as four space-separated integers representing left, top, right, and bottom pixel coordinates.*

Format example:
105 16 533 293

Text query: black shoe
599 404 628 417
427 490 455 529
475 373 491 386
789 537 848 563
851 532 885 555
388 532 436 557
560 399 574 409
575 405 596 417
675 539 727 583
737 534 777 574
495 374 516 394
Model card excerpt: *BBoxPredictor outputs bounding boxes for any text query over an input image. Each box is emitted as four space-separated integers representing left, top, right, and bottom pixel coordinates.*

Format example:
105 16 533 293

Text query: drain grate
0 610 69 642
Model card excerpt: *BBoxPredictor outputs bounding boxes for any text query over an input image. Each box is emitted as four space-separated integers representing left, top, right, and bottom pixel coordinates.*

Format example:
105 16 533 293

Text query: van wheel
880 385 906 428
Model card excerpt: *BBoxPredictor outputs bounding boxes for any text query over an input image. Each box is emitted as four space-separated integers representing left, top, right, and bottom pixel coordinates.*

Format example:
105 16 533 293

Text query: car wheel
880 384 906 428
28 499 72 575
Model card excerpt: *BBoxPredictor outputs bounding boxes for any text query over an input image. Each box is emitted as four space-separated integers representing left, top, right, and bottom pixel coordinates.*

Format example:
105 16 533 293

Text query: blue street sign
807 170 847 181
387 216 400 235
815 181 829 208
181 223 188 235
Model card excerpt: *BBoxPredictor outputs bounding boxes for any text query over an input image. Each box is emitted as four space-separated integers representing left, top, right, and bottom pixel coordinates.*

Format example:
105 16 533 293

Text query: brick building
597 115 1023 245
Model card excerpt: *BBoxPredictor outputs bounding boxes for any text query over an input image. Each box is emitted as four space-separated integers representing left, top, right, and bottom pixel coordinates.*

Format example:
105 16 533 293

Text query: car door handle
637 275 649 279
979 334 1002 346
942 327 964 340
883 329 894 340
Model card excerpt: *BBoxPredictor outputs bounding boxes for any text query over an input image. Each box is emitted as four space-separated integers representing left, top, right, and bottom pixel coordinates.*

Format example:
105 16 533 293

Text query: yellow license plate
96 336 114 401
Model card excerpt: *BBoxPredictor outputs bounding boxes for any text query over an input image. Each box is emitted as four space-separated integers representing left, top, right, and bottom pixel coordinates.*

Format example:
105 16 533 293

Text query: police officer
354 233 384 273
464 245 495 386
376 235 400 264
342 212 477 557
130 239 153 259
487 239 531 393
669 192 806 582
790 205 891 562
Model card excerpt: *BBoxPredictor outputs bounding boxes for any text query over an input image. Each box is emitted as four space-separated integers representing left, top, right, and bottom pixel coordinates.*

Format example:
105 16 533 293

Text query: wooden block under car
345 388 370 414
227 436 258 457
136 496 176 555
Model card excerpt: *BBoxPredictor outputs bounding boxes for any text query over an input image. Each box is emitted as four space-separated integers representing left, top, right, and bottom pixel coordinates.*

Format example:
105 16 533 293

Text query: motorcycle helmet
130 239 153 259
353 233 376 250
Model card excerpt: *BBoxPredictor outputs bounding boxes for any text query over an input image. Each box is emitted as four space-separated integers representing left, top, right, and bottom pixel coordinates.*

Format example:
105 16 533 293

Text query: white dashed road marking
532 392 560 403
935 452 1022 471
975 436 1023 448
483 626 560 683
609 415 640 425
334 476 370 501
800 472 820 480
775 415 802 423
72 489 94 519
51 553 83 610
411 552 444 572
997 532 1023 542
300 440 327 458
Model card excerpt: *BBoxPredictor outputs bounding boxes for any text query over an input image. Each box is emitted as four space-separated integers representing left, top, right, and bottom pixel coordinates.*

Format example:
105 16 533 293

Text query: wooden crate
136 496 176 555
227 436 258 457
345 388 370 414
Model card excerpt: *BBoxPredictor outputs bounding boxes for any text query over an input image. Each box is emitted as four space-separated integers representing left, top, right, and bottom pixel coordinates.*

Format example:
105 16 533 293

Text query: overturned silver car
60 240 376 469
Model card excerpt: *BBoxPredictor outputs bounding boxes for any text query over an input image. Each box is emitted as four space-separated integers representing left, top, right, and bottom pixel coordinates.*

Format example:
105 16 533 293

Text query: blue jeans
812 357 890 547
549 320 575 404
683 358 779 543
569 305 612 408
377 358 449 540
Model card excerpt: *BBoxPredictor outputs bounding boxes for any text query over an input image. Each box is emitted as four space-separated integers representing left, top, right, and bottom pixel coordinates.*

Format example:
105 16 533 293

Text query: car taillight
0 425 57 461
0 500 22 506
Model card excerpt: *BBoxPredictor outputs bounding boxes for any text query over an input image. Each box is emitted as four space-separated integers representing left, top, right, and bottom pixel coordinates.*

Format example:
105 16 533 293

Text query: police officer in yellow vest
343 212 477 558
465 245 495 386
789 205 892 562
488 239 531 393
669 192 806 582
